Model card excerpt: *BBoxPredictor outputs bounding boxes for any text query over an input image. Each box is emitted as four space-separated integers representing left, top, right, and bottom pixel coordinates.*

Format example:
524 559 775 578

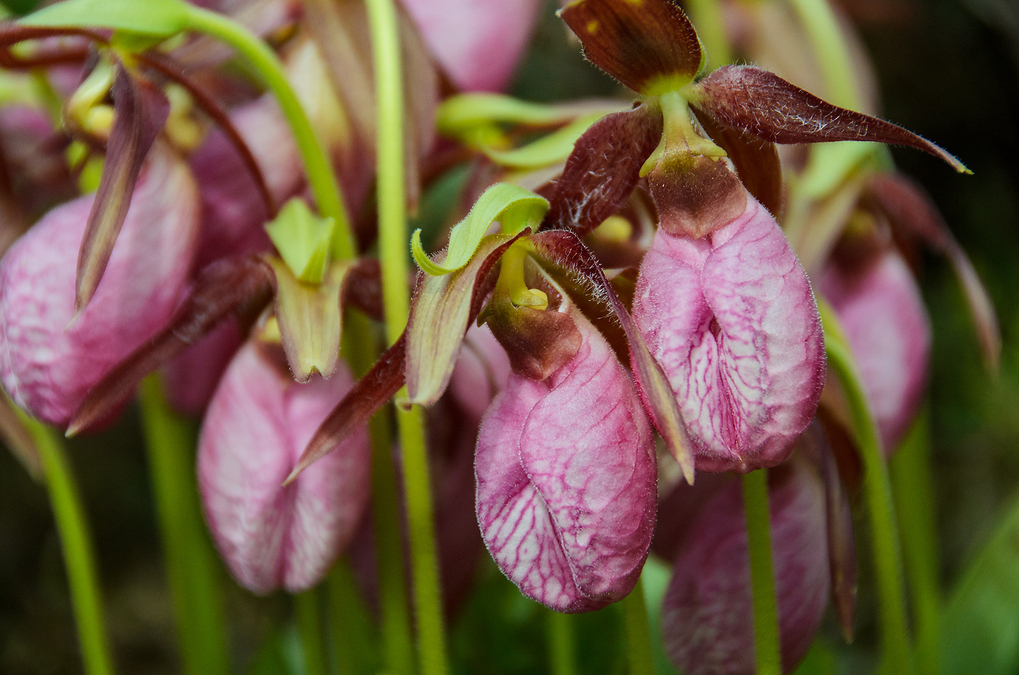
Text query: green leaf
437 94 582 135
411 183 547 276
941 494 1019 675
19 0 191 37
265 198 335 284
483 113 605 169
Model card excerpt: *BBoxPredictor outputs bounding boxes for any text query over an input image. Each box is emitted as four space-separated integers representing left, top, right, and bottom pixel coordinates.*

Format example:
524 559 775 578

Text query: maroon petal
76 67 170 312
559 0 703 95
542 104 663 236
868 173 1000 369
662 457 829 675
476 311 656 612
692 66 968 172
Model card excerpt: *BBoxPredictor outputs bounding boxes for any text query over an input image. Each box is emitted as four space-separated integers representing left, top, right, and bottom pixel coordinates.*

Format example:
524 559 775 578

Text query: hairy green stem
365 0 449 673
327 560 380 675
743 469 781 675
182 5 356 259
891 409 940 675
343 316 416 675
620 579 656 675
547 610 577 675
138 377 229 675
24 416 116 675
297 589 328 675
820 302 912 674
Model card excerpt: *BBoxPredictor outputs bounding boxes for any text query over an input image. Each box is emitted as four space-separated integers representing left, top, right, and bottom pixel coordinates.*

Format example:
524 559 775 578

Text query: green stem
686 0 732 69
620 579 655 675
297 589 328 675
327 560 380 675
342 314 416 675
24 416 116 675
547 610 577 675
784 0 861 110
365 0 449 673
891 408 940 675
743 470 781 675
138 376 229 675
819 302 912 674
182 5 356 259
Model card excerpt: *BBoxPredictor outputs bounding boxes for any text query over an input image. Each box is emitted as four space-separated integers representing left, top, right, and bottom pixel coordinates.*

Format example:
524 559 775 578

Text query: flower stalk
139 376 229 675
743 469 781 675
620 579 656 675
23 414 116 675
365 1 449 673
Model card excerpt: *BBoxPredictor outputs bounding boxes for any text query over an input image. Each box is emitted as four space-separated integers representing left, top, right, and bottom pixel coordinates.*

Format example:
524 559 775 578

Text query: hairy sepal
691 66 969 173
559 0 702 95
75 67 170 312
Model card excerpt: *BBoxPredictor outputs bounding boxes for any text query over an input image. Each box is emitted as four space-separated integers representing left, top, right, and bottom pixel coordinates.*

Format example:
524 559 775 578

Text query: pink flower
821 249 930 453
401 0 542 92
662 457 829 675
198 341 371 595
633 195 825 472
475 311 657 612
0 145 200 427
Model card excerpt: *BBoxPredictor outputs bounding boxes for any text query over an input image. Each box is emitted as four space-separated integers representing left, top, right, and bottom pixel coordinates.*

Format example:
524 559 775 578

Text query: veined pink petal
476 312 656 612
401 0 542 92
663 458 829 675
0 145 200 427
633 196 825 472
198 341 370 595
821 250 930 453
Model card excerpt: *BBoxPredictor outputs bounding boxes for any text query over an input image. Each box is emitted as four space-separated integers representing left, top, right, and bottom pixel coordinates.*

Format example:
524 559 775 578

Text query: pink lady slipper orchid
198 340 370 595
821 246 931 454
401 0 542 92
0 144 200 427
633 182 825 473
476 303 657 612
662 456 830 675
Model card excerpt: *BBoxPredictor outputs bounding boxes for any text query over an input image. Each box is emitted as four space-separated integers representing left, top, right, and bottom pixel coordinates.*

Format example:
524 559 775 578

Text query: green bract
411 183 547 276
483 113 605 169
265 199 335 285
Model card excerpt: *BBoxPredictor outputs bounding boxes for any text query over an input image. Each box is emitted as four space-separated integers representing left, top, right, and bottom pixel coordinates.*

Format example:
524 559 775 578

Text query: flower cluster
0 0 996 673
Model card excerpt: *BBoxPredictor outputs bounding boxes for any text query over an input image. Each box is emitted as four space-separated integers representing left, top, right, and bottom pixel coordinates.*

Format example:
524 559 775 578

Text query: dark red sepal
868 174 1000 369
75 66 170 313
542 103 662 236
67 256 273 435
559 0 702 95
530 229 695 482
287 332 407 484
692 66 969 173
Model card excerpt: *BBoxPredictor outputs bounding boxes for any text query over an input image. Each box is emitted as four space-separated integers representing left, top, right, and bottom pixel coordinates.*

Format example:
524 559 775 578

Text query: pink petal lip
633 196 825 472
820 249 930 453
401 0 542 92
198 342 370 595
475 312 657 612
0 145 200 427
663 457 830 675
